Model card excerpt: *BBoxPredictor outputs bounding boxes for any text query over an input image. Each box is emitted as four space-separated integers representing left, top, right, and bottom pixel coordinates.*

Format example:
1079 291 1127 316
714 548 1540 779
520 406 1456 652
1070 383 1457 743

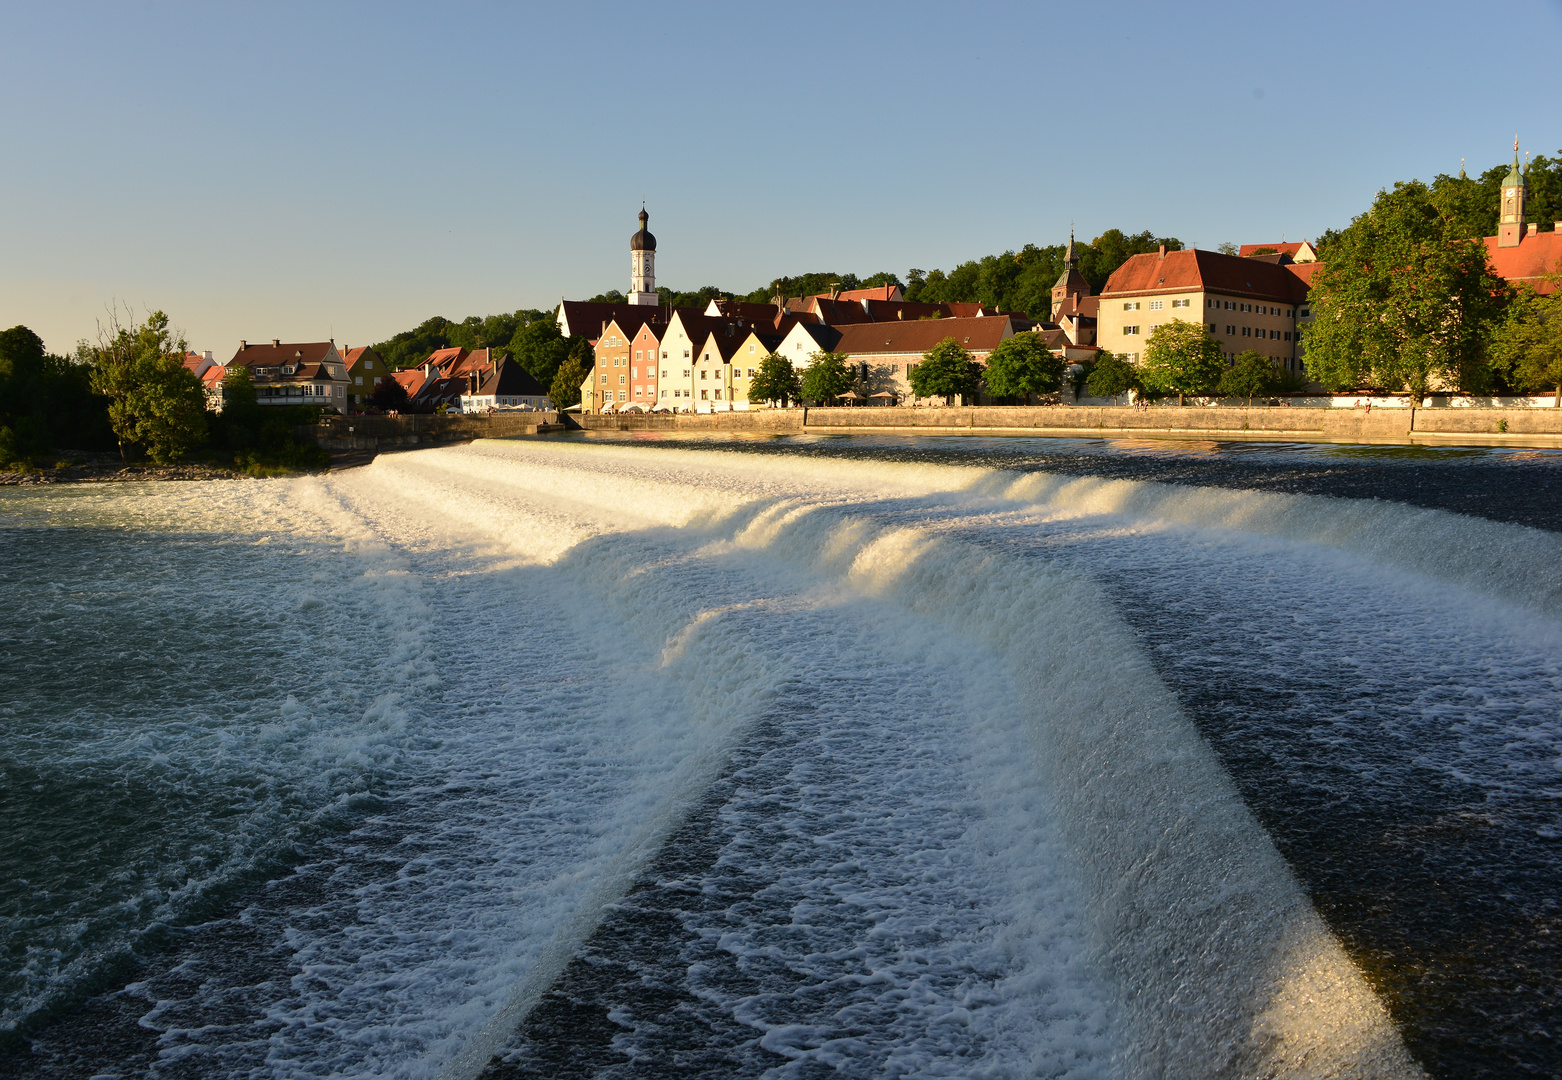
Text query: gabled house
456 358 552 412
731 328 782 408
591 316 644 413
182 350 218 379
690 326 746 412
341 346 389 410
227 339 349 409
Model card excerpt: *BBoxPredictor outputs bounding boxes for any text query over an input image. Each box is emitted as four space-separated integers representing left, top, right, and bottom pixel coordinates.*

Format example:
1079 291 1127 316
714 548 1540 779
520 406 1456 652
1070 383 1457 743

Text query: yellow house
1096 248 1312 377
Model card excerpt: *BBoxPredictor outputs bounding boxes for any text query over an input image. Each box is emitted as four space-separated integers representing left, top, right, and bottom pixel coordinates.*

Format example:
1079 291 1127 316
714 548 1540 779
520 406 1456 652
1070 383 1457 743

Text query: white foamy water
18 437 1562 1077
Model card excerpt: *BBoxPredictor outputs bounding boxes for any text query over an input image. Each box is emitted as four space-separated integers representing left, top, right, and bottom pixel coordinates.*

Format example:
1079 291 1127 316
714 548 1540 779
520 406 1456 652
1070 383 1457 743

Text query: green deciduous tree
1140 320 1226 405
981 332 1065 403
1492 284 1562 405
1219 349 1279 406
1305 180 1511 398
800 351 856 404
551 343 592 410
1084 351 1139 403
507 317 582 389
368 374 410 413
909 338 982 404
747 351 801 407
88 311 208 463
0 326 112 462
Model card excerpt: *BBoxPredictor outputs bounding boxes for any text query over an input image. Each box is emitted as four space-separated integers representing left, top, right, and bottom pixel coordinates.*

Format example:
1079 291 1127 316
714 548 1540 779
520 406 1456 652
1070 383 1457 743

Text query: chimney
272 339 280 347
1158 244 1166 259
240 340 247 349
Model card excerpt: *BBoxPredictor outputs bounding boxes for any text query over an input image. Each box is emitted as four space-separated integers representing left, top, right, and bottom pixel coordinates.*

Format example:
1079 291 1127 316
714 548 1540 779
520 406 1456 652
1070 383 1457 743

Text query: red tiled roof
828 317 1014 356
812 284 902 303
1287 262 1323 290
228 340 339 368
558 301 699 340
710 300 782 322
1239 242 1312 258
393 369 427 399
810 296 873 325
945 302 986 318
1102 249 1311 303
862 300 951 321
1483 232 1562 294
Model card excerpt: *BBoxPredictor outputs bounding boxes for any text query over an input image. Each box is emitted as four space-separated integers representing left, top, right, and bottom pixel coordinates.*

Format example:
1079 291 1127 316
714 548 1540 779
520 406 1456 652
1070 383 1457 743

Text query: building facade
1096 249 1311 376
227 339 349 409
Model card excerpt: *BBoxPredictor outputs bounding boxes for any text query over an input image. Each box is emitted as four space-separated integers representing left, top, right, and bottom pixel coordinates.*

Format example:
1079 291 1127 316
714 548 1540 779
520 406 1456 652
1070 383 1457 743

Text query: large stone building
1095 248 1312 377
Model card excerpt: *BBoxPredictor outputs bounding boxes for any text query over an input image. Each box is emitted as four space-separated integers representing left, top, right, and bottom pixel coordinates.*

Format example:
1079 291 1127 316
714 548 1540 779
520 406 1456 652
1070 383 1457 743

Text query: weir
7 437 1555 1077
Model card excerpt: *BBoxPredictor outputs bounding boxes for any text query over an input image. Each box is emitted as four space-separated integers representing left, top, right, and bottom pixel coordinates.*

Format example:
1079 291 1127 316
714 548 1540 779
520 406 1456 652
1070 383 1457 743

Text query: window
365 360 374 370
683 350 690 358
1172 299 1190 308
636 350 643 361
701 389 709 399
747 368 756 377
1226 325 1236 335
661 390 667 398
714 389 723 400
1123 325 1139 335
618 390 626 401
1242 327 1251 337
1123 301 1140 311
662 351 668 359
1150 324 1162 332
355 376 363 385
1300 308 1310 317
1208 324 1217 334
1283 331 1291 341
601 373 608 384
749 343 755 352
1225 301 1233 310
662 369 668 378
682 369 690 377
1149 300 1164 311
631 367 637 378
619 374 625 385
700 369 707 380
635 386 643 397
1241 303 1250 313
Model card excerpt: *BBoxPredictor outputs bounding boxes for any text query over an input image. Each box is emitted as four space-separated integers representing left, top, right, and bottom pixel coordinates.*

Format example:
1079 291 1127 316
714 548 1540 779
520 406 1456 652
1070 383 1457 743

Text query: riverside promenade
580 404 1562 449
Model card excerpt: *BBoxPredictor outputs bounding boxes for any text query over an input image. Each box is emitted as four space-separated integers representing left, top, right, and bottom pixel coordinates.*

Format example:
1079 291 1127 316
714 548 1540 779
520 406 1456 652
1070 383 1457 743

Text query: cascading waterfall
5 436 1558 1078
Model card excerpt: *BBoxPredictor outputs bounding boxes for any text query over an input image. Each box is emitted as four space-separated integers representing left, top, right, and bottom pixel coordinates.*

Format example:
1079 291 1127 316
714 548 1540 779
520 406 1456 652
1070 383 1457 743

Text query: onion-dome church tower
1498 139 1527 249
629 205 658 305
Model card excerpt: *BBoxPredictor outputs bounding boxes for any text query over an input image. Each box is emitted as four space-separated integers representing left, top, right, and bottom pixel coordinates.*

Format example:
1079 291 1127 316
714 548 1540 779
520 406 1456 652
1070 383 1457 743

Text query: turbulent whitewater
4 436 1560 1078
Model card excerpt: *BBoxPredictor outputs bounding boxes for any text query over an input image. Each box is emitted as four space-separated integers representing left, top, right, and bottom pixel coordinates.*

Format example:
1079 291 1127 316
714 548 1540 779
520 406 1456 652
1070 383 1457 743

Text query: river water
1 434 1558 1079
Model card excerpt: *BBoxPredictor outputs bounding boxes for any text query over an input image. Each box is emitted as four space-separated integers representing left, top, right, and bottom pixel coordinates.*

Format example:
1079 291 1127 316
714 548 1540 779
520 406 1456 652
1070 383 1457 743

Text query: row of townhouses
573 164 1562 411
192 339 551 414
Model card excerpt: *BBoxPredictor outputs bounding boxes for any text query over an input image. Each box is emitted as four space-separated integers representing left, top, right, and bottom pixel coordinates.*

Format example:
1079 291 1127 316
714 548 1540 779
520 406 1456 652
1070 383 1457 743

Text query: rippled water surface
3 434 1559 1079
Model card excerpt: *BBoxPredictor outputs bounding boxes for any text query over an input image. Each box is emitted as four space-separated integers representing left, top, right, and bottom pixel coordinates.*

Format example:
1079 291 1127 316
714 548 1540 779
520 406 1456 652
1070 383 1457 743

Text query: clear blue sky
4 0 1561 356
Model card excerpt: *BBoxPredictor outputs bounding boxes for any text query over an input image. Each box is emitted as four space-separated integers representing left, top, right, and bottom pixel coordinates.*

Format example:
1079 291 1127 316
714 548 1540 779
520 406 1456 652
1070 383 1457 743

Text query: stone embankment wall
580 405 1562 447
297 412 564 453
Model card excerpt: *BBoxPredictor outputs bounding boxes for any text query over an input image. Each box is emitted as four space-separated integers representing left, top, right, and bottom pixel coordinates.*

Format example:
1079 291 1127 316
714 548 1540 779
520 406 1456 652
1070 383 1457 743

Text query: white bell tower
629 205 658 305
